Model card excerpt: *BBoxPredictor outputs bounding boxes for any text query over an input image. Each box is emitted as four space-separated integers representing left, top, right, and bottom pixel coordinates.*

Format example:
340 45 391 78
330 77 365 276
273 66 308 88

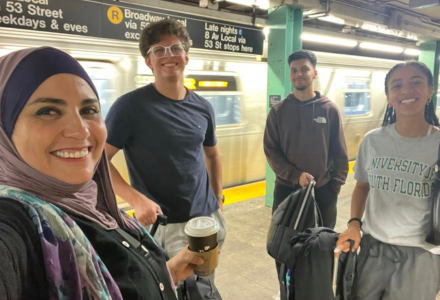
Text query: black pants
272 180 339 299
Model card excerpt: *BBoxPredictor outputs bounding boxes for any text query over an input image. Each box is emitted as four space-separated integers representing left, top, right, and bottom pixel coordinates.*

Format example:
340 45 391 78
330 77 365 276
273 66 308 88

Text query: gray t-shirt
354 124 440 254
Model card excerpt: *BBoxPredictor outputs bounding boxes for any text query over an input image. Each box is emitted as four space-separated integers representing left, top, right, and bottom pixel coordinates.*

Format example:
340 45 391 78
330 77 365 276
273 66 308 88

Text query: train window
133 72 242 126
187 73 242 126
203 95 242 126
344 79 371 116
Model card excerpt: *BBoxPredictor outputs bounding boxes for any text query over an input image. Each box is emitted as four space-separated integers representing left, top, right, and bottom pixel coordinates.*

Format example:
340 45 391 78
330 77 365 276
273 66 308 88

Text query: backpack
177 275 223 300
426 144 440 245
283 228 357 300
267 180 322 263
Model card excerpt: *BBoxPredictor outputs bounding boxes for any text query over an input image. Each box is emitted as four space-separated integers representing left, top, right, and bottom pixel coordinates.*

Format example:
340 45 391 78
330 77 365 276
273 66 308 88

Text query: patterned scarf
0 185 127 299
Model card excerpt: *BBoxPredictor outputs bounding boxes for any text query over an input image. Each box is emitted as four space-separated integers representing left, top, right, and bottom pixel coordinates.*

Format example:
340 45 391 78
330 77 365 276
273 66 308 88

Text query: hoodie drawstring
312 102 315 132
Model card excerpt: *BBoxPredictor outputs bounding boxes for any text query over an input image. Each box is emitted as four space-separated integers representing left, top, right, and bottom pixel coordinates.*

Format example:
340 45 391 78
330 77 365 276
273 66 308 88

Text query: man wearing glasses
104 19 226 276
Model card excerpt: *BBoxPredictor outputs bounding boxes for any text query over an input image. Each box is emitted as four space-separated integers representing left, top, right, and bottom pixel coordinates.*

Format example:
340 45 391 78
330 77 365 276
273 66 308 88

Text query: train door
78 61 130 204
219 61 267 187
184 73 246 187
320 68 377 160
342 74 375 160
436 78 440 119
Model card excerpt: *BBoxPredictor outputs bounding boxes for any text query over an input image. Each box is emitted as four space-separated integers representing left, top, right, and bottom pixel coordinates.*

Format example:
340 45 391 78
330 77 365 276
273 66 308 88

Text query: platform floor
215 174 440 300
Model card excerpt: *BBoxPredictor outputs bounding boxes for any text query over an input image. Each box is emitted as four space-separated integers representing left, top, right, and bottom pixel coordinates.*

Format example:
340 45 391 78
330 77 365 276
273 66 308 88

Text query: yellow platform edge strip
123 161 355 215
122 181 266 217
223 160 354 206
125 209 135 218
223 180 266 206
349 160 355 175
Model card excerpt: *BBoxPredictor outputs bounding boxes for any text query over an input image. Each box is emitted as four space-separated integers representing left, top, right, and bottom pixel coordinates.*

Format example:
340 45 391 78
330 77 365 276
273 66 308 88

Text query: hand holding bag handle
150 214 168 237
426 143 440 245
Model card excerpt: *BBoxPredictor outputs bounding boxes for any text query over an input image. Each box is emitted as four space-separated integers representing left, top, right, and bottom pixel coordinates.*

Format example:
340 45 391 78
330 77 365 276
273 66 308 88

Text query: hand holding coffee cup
184 217 219 277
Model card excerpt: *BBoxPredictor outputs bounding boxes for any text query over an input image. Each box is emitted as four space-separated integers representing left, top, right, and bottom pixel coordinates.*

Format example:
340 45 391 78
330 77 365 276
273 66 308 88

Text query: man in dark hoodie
264 50 348 229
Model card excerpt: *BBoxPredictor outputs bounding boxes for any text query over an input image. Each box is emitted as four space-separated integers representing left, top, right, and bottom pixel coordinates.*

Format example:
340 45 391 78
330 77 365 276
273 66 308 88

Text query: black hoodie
264 92 348 190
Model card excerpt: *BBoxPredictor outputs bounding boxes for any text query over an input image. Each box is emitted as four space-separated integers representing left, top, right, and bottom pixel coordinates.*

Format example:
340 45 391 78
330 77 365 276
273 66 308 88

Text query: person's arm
203 99 224 210
336 180 369 251
105 144 162 226
203 145 223 212
264 108 304 185
329 106 349 193
104 95 161 225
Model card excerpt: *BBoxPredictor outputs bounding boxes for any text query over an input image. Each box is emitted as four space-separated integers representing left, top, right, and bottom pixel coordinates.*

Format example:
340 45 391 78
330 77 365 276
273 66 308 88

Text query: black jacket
0 198 176 300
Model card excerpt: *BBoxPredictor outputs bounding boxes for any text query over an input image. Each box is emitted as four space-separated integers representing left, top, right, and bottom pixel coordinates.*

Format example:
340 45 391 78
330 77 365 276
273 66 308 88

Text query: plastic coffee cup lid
185 217 219 237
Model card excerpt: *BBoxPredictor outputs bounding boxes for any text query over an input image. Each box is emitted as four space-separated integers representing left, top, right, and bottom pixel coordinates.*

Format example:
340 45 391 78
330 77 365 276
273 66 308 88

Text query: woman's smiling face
386 65 434 119
12 73 106 184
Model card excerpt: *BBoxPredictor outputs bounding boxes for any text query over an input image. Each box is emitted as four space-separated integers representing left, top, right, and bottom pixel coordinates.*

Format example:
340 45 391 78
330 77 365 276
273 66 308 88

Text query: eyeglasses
147 43 186 58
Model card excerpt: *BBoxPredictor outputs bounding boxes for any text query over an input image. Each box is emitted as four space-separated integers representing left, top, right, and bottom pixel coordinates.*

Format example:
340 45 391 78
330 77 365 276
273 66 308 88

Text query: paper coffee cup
184 217 219 277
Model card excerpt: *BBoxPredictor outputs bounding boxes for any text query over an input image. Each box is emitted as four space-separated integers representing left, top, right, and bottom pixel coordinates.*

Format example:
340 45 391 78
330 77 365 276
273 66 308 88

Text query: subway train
1 27 438 199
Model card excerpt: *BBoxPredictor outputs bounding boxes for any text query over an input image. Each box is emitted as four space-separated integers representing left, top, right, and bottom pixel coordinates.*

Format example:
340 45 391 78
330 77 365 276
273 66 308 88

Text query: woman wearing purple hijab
0 47 203 299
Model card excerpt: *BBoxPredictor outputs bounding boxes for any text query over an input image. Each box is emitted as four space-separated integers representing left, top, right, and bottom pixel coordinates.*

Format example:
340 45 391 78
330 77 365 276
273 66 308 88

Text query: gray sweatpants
147 210 227 282
353 234 440 300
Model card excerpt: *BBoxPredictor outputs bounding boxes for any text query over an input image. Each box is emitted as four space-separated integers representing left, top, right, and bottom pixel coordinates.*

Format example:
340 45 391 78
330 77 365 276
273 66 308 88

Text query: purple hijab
0 46 139 233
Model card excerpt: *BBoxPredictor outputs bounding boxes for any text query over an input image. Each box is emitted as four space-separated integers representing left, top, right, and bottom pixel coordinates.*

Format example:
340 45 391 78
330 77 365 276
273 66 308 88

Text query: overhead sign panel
0 0 264 55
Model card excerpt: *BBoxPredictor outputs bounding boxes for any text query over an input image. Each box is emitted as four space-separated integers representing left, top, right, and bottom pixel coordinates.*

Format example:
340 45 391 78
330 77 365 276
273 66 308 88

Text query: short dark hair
139 19 191 57
287 50 317 68
382 61 438 126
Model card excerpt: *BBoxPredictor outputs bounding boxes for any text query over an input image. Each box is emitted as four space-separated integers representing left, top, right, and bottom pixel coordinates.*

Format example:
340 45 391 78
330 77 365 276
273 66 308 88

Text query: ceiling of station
320 0 440 41
392 0 440 22
162 0 270 18
162 0 440 22
162 0 440 41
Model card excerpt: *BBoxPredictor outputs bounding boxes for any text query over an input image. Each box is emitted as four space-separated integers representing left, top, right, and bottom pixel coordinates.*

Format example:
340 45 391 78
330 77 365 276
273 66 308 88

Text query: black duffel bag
267 180 323 264
426 145 440 245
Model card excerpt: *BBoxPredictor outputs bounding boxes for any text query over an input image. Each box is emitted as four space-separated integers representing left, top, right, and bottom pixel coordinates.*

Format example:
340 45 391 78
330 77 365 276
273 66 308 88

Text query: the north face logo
314 117 327 124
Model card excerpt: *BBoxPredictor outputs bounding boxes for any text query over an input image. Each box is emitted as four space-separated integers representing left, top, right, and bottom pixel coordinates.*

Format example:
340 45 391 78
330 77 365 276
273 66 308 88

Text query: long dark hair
382 61 439 126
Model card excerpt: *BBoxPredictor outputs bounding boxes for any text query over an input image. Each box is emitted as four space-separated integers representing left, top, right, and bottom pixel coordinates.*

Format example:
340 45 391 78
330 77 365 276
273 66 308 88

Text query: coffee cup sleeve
192 244 219 276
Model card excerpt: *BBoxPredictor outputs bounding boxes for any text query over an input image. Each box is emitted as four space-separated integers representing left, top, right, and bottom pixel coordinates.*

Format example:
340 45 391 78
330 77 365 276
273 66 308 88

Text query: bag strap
437 142 440 177
116 228 142 249
115 228 177 300
427 140 440 245
293 180 315 230
186 275 202 299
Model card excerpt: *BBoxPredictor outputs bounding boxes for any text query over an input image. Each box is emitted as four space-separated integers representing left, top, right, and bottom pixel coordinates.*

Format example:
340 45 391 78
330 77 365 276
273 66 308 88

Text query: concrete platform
215 174 440 300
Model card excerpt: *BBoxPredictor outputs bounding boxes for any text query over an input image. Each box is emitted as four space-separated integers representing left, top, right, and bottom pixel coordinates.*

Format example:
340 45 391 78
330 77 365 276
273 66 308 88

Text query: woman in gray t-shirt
337 61 440 300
